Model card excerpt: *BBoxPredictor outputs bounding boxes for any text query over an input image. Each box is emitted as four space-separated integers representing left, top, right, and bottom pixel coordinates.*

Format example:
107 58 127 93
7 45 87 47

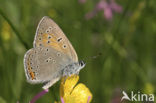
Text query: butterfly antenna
83 52 102 63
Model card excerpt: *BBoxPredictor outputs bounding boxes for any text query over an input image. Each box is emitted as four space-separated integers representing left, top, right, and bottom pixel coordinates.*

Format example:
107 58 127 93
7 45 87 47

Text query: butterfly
24 16 85 89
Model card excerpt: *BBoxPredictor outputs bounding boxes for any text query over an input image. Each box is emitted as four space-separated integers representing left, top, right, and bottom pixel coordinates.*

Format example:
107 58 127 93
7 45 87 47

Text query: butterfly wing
24 16 78 89
24 46 72 84
33 16 78 62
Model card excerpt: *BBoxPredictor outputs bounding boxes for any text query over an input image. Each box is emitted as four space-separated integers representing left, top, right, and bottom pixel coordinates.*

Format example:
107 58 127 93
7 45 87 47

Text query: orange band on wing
29 70 35 80
27 56 35 80
41 33 68 53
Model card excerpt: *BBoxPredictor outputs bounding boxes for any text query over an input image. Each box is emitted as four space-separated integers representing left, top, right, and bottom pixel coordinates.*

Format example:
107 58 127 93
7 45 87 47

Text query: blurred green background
0 0 156 103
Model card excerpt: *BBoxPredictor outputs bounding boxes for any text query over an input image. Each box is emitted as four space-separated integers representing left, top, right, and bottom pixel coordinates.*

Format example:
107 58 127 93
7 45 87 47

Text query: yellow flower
56 75 92 103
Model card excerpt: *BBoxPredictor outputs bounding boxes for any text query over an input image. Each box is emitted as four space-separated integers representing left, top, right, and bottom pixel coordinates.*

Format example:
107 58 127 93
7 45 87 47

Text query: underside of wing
33 16 78 62
24 47 72 84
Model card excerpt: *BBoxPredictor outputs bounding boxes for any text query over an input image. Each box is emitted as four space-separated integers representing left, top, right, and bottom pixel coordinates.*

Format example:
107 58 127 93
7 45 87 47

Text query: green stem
0 9 29 49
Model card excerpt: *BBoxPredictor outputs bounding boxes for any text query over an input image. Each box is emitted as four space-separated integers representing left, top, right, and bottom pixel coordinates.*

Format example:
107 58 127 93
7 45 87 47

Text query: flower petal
104 7 113 20
60 75 79 97
59 75 92 103
110 1 122 13
70 83 92 103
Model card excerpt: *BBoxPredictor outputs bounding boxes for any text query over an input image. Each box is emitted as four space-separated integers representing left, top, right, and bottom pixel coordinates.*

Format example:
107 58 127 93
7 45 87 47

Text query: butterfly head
78 60 86 70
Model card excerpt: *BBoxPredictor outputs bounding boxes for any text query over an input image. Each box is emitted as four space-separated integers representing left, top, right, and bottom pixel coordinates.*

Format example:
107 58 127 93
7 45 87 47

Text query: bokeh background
0 0 156 103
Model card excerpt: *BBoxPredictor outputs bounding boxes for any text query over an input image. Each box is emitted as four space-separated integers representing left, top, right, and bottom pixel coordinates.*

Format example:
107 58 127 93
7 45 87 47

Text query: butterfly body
24 16 85 89
62 61 85 77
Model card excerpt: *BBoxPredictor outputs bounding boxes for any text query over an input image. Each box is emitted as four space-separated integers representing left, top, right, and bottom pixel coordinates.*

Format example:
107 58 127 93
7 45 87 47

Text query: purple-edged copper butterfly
24 16 85 89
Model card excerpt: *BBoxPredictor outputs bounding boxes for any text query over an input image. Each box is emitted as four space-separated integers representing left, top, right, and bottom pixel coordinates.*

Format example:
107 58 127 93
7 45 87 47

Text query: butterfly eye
46 48 49 51
80 62 83 66
79 61 85 67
